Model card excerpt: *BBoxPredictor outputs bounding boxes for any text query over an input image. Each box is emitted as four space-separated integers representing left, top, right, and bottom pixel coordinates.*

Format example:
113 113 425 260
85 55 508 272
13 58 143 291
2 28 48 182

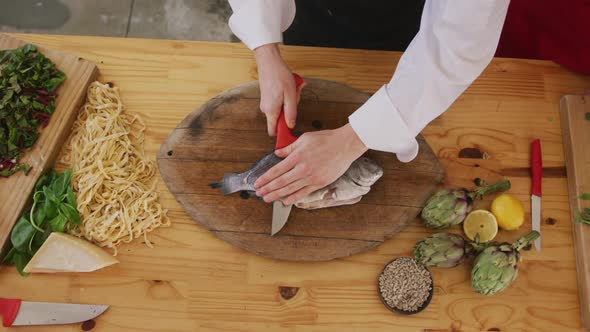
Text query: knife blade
270 73 305 236
531 138 542 251
272 201 293 236
0 298 108 327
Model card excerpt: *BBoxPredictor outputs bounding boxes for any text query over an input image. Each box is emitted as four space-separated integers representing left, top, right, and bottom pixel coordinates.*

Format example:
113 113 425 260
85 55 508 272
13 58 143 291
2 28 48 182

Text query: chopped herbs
2 169 80 275
575 193 590 226
0 44 66 177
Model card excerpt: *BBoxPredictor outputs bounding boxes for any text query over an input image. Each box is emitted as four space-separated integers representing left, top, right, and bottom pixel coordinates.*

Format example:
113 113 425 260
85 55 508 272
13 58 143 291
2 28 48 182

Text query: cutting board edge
559 94 590 330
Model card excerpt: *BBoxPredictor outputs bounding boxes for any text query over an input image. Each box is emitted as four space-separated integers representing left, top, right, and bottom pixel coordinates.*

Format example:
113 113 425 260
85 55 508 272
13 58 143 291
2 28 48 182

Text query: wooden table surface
0 34 589 332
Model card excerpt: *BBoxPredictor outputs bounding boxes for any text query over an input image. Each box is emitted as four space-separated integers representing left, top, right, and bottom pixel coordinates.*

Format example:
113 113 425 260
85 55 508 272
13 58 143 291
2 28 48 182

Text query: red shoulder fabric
496 0 590 74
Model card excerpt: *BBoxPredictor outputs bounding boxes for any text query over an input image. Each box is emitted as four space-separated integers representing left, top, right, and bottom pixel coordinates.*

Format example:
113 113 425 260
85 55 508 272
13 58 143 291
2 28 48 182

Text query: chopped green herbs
2 169 80 275
0 44 66 177
575 193 590 226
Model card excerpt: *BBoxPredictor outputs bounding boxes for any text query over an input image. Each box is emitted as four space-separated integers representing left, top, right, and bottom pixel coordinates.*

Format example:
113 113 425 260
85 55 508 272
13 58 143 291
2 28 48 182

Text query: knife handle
275 73 305 150
0 298 21 327
531 138 542 197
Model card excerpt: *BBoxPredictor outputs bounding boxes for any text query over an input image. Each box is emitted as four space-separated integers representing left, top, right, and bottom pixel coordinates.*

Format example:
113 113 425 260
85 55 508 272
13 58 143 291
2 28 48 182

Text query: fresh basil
3 169 80 275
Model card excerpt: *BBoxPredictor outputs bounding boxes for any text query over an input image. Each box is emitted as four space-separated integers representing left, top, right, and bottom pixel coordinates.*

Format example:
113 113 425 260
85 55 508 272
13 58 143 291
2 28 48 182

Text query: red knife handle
0 298 21 327
275 73 305 150
531 138 542 197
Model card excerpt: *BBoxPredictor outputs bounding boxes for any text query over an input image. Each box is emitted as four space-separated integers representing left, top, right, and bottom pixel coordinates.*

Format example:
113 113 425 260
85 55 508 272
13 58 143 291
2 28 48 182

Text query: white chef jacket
228 0 510 162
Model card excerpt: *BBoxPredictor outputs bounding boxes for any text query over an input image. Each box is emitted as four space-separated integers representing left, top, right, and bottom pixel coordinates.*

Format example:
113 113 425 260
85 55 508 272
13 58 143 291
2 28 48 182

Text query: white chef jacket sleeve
228 0 296 50
349 0 510 162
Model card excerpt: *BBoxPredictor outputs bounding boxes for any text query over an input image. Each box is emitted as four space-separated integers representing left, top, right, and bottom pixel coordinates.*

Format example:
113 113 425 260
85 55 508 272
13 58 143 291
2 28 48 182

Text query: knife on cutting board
271 73 305 236
0 298 108 327
531 139 542 251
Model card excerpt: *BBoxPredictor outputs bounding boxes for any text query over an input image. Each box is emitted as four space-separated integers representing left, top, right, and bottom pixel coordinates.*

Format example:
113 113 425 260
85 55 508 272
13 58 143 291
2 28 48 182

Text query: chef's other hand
255 43 302 136
255 124 368 205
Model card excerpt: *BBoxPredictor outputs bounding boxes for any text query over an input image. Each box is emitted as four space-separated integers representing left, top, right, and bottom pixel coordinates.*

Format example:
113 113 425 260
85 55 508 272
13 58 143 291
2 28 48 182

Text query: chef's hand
255 43 302 136
255 124 368 205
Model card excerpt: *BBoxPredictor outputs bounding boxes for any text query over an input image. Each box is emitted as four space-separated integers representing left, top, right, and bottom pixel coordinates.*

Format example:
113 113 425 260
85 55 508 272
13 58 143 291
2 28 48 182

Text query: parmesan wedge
24 232 118 273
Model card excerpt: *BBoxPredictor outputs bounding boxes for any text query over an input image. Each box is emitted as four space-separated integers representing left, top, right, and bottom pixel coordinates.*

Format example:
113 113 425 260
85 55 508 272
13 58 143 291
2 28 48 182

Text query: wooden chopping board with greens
0 34 98 260
157 78 444 261
560 95 590 330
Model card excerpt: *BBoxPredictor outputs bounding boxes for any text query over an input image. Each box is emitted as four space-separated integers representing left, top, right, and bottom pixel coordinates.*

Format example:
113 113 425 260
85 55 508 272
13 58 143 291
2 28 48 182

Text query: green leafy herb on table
0 44 66 177
2 169 80 275
575 193 590 226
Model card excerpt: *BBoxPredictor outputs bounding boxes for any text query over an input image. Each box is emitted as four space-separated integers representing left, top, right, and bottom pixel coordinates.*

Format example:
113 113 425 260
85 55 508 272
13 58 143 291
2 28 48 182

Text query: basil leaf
43 185 58 204
60 203 80 225
42 197 58 219
66 187 76 207
2 247 16 265
48 214 67 232
13 251 32 276
34 203 46 225
10 216 36 253
32 224 51 250
51 169 71 197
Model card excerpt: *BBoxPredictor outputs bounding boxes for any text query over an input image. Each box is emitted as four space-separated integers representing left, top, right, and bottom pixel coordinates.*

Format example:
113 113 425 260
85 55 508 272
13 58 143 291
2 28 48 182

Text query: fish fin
209 182 222 189
210 173 242 195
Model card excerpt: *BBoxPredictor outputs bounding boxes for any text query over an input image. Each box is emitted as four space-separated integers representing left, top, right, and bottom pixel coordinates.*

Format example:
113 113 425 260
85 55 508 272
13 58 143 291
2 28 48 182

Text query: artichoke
471 231 540 295
421 179 511 229
414 233 474 268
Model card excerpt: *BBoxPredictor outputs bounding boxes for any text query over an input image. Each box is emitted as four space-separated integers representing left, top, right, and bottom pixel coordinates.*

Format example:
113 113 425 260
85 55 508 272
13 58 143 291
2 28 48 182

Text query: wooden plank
157 78 444 261
0 34 588 331
560 95 590 330
0 34 98 259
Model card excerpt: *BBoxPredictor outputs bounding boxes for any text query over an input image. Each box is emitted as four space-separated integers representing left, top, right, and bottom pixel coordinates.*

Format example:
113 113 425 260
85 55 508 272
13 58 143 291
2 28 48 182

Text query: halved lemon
463 210 498 243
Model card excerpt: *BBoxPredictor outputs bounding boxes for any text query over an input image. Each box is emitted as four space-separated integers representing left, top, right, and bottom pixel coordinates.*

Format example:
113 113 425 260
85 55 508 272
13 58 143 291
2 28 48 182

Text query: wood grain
0 34 588 331
0 34 98 259
560 95 590 330
157 78 443 261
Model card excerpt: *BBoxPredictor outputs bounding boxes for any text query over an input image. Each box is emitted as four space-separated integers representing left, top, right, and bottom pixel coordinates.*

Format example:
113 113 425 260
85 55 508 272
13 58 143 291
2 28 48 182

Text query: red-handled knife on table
0 298 108 327
271 73 305 236
531 139 542 251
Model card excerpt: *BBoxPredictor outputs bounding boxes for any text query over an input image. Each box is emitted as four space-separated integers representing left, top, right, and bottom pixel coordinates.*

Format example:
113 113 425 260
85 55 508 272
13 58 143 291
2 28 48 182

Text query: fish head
348 157 383 187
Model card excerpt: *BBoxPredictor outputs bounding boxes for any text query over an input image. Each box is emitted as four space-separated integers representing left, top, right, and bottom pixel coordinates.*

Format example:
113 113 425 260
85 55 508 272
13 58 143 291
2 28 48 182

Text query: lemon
463 210 498 243
491 194 525 231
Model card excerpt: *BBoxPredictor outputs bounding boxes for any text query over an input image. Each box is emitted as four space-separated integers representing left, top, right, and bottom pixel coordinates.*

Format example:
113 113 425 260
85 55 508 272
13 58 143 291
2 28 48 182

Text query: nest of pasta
60 82 169 254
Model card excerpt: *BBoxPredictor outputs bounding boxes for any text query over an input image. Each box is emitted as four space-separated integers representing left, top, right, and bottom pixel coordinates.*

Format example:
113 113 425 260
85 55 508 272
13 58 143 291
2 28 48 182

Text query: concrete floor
0 0 236 42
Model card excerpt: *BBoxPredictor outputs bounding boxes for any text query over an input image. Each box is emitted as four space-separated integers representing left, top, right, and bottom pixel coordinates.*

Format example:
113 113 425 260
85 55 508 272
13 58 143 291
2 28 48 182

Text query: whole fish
210 154 383 209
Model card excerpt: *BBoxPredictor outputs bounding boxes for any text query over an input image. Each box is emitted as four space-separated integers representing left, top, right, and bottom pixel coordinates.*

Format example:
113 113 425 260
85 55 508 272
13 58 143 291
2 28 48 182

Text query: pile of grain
378 257 432 312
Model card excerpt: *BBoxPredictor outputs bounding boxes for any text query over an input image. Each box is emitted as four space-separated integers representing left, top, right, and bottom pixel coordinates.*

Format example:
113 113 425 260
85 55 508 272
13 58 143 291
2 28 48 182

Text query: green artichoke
471 231 540 295
421 179 511 229
414 233 474 268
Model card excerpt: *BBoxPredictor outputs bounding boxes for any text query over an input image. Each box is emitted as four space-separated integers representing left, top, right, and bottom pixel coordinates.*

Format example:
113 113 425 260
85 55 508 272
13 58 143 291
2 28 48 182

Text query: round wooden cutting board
157 78 443 261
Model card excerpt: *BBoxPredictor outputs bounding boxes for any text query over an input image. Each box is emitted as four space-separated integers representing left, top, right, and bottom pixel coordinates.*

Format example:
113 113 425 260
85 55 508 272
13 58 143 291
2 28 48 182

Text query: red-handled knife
0 298 108 327
274 73 304 150
531 139 542 251
271 73 305 236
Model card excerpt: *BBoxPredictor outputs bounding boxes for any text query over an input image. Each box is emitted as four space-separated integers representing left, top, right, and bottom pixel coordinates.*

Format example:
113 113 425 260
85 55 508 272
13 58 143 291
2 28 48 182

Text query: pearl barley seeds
378 257 432 312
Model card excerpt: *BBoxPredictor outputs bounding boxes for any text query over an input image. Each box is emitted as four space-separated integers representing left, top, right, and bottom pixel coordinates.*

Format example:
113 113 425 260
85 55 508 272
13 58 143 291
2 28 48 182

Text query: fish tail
209 173 241 195
208 182 223 189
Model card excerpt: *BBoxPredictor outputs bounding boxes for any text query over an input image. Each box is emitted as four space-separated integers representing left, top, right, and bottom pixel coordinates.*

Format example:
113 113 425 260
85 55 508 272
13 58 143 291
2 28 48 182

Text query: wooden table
0 34 589 332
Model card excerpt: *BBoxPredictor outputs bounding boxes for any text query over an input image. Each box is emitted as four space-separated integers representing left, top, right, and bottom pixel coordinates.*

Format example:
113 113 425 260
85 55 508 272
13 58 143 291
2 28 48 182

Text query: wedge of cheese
24 232 118 273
